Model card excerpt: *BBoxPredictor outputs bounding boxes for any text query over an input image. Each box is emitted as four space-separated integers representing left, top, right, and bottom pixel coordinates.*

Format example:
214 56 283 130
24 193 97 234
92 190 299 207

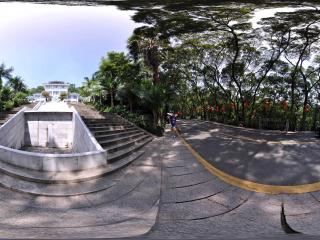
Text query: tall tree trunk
110 91 114 108
152 66 160 85
241 98 245 125
312 105 318 131
236 100 241 124
151 65 161 127
300 90 309 131
290 76 297 131
152 109 159 128
128 96 133 112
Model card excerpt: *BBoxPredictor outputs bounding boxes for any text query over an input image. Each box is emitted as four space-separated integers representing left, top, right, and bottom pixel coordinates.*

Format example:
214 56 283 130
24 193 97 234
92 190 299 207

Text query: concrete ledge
0 145 107 171
0 107 27 149
71 106 105 152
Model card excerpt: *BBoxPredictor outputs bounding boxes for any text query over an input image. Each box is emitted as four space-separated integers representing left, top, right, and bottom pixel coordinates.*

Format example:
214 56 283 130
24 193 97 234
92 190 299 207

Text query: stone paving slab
162 178 229 203
0 207 158 239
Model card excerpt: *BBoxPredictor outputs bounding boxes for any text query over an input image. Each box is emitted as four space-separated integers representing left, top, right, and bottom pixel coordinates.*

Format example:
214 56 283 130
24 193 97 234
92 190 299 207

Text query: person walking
170 113 178 138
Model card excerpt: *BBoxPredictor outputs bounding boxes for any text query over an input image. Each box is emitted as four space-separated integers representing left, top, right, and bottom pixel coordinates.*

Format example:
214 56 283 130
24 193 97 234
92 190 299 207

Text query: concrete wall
24 112 73 148
0 107 107 172
72 108 104 153
0 108 26 149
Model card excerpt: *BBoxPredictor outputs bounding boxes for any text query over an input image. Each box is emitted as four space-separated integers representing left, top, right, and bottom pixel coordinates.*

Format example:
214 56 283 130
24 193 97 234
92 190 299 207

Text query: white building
29 81 80 103
44 81 70 101
67 93 80 102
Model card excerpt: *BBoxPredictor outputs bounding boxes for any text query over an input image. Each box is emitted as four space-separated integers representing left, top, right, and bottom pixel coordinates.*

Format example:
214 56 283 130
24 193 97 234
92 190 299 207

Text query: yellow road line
179 133 320 194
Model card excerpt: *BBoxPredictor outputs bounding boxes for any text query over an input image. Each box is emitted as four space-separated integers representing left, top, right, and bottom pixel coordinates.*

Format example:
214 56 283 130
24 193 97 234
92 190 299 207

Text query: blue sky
0 3 307 89
0 2 141 88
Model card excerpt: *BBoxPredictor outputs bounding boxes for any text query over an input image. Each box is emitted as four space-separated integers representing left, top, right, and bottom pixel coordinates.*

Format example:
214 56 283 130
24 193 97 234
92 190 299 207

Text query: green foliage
0 64 29 112
59 92 68 101
13 92 28 107
101 104 164 136
68 84 79 93
41 91 50 101
0 87 12 102
28 86 45 95
0 63 13 92
3 101 14 111
6 76 27 93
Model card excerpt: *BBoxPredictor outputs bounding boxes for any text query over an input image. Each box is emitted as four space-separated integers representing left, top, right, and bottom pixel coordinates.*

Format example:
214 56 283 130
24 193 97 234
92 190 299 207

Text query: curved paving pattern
0 138 162 238
144 127 320 239
144 133 282 239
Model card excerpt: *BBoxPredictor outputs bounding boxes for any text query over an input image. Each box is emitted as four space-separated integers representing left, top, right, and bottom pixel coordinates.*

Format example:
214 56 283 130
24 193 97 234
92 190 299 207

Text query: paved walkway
1 122 320 238
37 102 72 112
179 120 320 186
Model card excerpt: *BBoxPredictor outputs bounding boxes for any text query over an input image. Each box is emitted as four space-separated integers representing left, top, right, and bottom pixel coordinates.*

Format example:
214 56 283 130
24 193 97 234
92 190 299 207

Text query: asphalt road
179 120 320 185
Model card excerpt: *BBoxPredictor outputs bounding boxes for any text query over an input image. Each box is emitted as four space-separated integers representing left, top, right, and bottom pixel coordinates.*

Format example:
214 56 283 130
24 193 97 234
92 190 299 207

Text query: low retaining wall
72 107 104 153
0 145 106 171
0 108 26 149
0 106 107 172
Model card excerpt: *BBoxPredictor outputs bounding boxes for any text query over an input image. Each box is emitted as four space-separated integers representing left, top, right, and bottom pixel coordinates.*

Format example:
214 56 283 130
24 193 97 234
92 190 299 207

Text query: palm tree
80 76 103 103
99 52 129 108
6 76 27 93
0 63 13 91
127 31 167 127
128 34 163 85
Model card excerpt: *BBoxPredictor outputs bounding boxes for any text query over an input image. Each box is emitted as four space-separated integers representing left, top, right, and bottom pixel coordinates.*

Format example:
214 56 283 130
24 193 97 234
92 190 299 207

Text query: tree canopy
80 3 320 132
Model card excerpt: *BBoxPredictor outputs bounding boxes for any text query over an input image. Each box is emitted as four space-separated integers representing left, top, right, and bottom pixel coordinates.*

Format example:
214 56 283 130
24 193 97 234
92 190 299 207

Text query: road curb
178 132 320 194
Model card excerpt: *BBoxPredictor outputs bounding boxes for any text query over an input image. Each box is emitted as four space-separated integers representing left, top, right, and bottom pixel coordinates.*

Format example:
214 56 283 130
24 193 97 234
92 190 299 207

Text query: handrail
32 101 44 110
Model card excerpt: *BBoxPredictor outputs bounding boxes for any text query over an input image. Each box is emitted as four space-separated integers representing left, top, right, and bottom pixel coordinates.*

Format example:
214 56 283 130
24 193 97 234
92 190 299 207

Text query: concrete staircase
71 103 153 164
0 102 153 197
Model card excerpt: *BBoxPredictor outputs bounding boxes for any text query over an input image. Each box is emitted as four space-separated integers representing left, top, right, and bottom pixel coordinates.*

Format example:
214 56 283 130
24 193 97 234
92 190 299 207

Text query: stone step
0 147 148 185
95 129 141 141
84 118 124 123
108 137 153 163
90 125 134 132
92 127 137 136
106 135 152 154
0 172 117 196
99 132 146 148
86 122 129 127
88 124 133 131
